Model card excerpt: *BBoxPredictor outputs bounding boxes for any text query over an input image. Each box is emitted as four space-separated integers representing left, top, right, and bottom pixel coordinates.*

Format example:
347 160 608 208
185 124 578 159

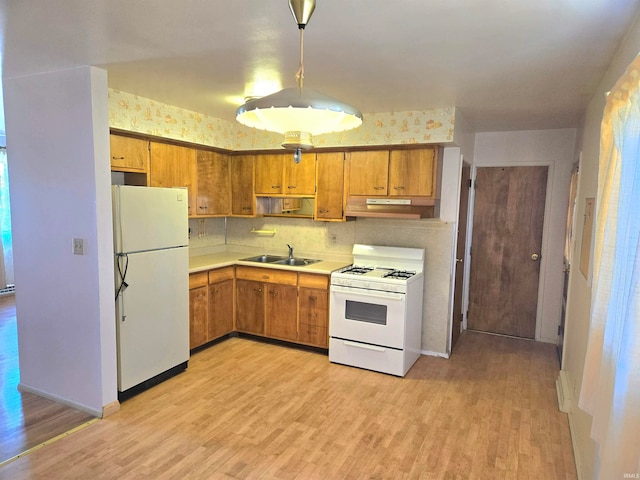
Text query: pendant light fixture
236 0 362 162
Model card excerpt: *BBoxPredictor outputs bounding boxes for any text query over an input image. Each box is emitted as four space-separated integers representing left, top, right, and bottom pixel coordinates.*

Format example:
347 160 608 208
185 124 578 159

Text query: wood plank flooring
0 330 576 479
0 295 95 464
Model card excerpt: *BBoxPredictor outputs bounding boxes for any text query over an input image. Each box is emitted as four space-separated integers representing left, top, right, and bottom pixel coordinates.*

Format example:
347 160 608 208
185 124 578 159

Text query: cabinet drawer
209 266 234 284
235 266 298 285
189 271 208 289
298 324 328 348
298 273 328 289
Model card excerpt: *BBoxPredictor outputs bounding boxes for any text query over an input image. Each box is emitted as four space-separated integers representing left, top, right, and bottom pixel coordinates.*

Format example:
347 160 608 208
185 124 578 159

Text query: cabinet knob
287 185 296 189
308 296 317 301
272 185 281 189
319 209 329 214
254 288 262 293
112 156 125 160
393 186 405 190
374 186 385 190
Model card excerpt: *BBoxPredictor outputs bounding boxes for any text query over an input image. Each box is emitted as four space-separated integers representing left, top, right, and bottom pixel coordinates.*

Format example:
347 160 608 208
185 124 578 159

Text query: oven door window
345 300 387 325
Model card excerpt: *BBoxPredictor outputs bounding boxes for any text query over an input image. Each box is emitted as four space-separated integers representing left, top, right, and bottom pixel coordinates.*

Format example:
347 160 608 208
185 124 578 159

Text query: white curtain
579 55 640 478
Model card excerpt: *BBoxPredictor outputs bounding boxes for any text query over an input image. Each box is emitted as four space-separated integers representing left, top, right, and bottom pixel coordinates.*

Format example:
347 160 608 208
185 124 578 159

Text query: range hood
345 197 436 219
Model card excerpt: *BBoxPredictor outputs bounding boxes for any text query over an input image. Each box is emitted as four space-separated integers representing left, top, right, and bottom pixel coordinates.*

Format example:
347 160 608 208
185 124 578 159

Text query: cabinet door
283 153 316 195
348 151 389 195
389 148 436 197
231 155 255 216
208 278 234 340
235 279 264 334
196 150 231 215
298 287 328 347
149 142 197 216
255 154 284 195
189 285 208 349
265 283 298 341
109 135 149 172
315 152 345 220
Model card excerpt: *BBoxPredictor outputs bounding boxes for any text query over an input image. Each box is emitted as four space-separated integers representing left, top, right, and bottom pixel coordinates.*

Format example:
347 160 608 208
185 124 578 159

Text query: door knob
531 253 540 261
456 258 463 263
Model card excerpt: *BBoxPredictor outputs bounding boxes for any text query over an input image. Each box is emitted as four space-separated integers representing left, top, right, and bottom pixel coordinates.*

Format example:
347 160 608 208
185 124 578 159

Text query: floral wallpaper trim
109 89 456 150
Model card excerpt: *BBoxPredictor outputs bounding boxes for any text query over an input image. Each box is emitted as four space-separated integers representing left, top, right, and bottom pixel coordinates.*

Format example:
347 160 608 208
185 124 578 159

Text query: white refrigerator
112 185 190 397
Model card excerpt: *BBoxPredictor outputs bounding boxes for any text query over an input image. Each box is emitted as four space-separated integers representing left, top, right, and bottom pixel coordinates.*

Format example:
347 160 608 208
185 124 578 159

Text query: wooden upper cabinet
284 153 316 195
348 151 389 196
230 154 255 216
255 152 316 196
196 150 231 216
149 142 197 216
109 134 149 173
389 148 436 197
315 152 345 221
255 154 284 195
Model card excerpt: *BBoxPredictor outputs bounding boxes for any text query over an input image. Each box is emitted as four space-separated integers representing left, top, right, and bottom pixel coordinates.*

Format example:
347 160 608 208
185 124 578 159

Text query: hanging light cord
295 27 305 90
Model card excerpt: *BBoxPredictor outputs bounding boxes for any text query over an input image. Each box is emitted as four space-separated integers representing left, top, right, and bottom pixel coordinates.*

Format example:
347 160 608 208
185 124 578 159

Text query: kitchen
2 1 638 478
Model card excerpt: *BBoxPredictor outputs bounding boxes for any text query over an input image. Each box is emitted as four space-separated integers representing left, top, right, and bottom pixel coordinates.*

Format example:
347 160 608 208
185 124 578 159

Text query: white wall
472 129 577 343
3 66 117 416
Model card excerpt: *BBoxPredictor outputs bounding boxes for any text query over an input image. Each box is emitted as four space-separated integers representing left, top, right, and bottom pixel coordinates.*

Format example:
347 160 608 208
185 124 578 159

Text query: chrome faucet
287 244 294 259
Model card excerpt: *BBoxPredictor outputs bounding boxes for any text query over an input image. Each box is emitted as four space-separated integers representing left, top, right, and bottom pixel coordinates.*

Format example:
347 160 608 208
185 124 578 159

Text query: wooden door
265 283 298 341
230 155 255 216
451 164 470 351
235 279 264 334
208 279 234 340
196 151 231 216
255 154 284 195
348 151 389 195
284 153 316 195
468 166 548 338
315 152 345 221
388 148 436 197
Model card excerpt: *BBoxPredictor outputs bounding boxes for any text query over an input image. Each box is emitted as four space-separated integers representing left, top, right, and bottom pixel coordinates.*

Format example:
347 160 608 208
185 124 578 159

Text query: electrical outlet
72 238 85 255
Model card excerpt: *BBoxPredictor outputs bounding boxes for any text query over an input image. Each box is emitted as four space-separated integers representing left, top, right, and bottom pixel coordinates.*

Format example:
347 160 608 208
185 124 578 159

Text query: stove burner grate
383 270 416 280
340 266 373 275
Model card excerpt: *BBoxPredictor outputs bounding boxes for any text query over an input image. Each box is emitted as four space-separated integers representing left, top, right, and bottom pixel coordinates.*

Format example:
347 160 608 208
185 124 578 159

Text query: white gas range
329 244 424 377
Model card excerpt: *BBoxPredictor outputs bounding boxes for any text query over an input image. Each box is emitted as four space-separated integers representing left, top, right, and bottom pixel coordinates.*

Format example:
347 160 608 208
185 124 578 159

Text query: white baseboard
18 382 103 418
556 369 573 413
420 349 450 359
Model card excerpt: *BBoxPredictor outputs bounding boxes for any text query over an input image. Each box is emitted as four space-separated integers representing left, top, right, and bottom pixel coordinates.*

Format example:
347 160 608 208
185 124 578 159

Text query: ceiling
1 0 640 137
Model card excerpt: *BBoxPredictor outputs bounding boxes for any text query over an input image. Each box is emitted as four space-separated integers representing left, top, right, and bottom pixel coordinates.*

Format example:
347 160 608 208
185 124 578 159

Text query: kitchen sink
241 254 288 263
273 257 321 266
240 255 320 266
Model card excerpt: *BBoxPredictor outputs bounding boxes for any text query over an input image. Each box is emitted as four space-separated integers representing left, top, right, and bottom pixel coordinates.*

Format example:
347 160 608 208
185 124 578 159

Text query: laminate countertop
189 248 352 275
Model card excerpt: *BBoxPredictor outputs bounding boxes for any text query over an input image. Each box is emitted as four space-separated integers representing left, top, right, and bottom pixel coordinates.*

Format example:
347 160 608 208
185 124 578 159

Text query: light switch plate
72 238 84 255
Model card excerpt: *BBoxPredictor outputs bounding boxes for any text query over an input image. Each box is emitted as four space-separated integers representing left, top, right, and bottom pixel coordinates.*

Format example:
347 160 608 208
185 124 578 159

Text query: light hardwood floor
0 296 95 465
0 329 576 479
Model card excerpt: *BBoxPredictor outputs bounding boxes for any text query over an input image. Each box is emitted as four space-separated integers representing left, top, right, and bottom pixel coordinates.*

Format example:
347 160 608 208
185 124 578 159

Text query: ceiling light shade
236 0 362 152
236 87 362 137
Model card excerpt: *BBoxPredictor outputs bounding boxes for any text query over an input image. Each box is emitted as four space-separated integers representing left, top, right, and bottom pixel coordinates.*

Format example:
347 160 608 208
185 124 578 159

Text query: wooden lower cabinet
191 266 330 350
265 283 298 341
298 287 329 348
208 267 234 340
189 267 234 349
189 272 209 349
235 279 265 334
297 273 329 348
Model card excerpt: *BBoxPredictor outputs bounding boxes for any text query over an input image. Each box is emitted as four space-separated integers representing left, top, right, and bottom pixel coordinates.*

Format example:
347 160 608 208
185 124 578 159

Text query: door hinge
468 178 472 188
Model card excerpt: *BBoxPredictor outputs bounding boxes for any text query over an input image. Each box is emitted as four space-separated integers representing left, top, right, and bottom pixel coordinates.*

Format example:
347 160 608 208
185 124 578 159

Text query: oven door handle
343 340 386 352
330 285 405 301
